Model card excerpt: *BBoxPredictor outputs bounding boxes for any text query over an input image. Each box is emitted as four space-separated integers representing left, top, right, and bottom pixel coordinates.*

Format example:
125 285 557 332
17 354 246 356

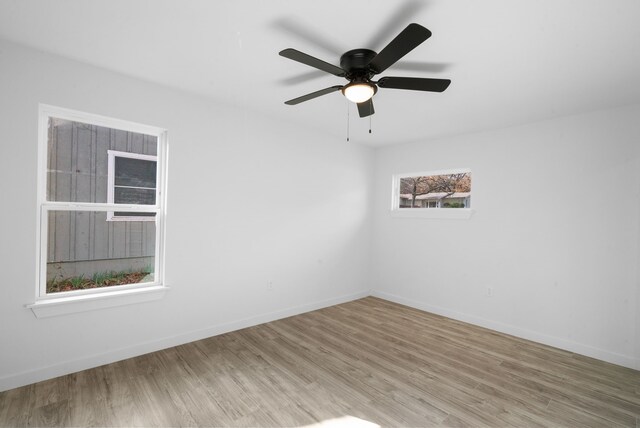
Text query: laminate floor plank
338 315 542 402
276 317 464 423
497 360 640 425
2 383 35 427
546 398 628 427
1 296 639 427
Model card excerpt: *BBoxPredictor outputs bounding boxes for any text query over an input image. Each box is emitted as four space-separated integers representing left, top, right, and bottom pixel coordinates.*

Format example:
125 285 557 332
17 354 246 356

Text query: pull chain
369 110 372 134
346 100 350 142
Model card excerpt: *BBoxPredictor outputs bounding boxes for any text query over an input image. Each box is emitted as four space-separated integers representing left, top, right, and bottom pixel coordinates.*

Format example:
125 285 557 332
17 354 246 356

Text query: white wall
0 40 374 391
372 104 640 369
1 39 639 393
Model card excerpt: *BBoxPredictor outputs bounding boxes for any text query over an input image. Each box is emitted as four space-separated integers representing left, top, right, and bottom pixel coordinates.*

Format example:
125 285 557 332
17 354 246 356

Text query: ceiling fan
279 23 451 118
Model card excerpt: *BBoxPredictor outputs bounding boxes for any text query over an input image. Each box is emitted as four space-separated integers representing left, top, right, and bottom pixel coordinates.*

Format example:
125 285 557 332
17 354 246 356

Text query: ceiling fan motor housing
340 49 377 80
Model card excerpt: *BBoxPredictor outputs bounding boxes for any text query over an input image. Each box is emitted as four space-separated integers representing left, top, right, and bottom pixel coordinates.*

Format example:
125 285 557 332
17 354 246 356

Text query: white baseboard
371 290 640 371
0 290 369 392
3 288 637 392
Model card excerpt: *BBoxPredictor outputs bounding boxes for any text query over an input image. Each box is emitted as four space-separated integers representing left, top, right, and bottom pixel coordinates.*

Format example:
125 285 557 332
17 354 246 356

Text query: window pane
46 118 158 202
114 157 156 188
399 172 471 209
114 211 157 218
46 210 156 293
114 187 156 205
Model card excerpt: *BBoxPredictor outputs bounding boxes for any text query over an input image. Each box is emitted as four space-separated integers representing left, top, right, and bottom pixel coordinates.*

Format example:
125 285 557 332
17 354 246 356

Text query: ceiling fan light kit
342 81 377 103
279 23 451 119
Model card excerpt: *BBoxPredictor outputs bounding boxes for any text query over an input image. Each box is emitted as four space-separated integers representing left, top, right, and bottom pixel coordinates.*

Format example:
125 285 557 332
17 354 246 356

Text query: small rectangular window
392 169 472 211
107 150 157 221
37 105 167 299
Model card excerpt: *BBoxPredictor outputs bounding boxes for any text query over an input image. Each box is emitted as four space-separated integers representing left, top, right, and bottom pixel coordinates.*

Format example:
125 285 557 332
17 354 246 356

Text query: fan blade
377 76 451 92
279 70 327 86
368 23 432 74
366 1 426 49
357 99 375 118
284 85 343 105
392 61 450 73
279 48 345 77
273 18 343 56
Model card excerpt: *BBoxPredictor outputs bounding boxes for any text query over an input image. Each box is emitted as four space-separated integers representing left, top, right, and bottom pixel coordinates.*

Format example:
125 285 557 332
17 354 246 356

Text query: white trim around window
30 104 169 317
390 168 474 219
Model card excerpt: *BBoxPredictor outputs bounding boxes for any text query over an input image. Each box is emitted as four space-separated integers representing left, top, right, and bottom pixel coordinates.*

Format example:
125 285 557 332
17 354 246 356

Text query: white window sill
390 208 475 219
26 285 169 318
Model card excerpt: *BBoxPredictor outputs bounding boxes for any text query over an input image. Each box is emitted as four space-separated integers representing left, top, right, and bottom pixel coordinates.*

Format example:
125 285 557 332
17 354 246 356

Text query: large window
391 169 472 218
35 105 167 307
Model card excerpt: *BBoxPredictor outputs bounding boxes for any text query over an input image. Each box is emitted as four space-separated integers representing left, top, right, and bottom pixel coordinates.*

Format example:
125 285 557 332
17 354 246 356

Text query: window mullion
38 206 49 297
42 202 160 212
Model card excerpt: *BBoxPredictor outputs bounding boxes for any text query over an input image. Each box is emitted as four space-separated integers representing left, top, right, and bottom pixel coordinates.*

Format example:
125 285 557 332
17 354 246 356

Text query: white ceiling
1 0 639 146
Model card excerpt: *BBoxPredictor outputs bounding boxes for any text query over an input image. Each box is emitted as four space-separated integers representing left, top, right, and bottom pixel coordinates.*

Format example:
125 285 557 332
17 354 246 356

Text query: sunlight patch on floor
301 416 380 428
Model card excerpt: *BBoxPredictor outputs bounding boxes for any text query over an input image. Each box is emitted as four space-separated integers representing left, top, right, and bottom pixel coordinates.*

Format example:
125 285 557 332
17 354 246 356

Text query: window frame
390 168 474 219
107 150 158 222
30 104 169 316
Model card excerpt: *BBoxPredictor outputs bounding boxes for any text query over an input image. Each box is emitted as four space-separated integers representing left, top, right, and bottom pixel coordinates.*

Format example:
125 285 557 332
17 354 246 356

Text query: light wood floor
1 297 639 427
